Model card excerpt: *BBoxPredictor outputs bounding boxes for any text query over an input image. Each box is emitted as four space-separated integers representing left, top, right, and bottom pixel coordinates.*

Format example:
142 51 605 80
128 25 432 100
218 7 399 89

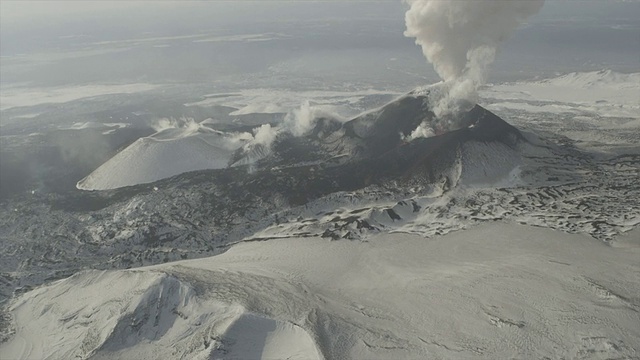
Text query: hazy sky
1 1 638 88
1 1 398 28
3 0 639 28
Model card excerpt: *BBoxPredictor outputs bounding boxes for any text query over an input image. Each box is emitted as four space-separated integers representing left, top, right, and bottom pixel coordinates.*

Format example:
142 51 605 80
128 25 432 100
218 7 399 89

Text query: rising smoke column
405 0 544 120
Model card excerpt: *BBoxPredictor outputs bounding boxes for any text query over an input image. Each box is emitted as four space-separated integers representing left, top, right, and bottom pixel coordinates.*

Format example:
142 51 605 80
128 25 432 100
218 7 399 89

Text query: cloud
404 0 545 119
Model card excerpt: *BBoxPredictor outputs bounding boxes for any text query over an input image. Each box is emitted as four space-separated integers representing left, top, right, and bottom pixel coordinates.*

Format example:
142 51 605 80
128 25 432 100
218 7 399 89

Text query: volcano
0 90 533 297
228 91 525 203
76 89 526 202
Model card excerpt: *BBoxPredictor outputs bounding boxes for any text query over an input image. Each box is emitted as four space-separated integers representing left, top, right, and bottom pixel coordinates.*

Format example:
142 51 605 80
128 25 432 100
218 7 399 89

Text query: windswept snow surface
480 70 640 153
185 89 401 118
0 83 160 111
2 224 639 359
77 123 250 190
482 70 640 119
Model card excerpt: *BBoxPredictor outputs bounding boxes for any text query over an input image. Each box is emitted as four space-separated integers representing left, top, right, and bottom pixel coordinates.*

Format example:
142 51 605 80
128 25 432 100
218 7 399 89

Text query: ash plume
404 0 544 122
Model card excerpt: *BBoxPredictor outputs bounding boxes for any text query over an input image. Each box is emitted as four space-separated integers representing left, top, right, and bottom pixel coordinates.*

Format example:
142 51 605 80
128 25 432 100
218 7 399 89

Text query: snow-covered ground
482 70 640 120
0 83 160 111
2 223 638 359
1 71 639 359
481 70 640 153
185 89 400 118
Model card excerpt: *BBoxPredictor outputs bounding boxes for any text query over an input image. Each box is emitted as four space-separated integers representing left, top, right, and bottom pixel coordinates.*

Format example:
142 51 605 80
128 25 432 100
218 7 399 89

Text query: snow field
3 223 638 359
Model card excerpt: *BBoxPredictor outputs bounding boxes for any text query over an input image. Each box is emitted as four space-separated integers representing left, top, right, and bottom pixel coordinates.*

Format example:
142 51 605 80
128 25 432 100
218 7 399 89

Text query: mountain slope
3 223 638 359
78 124 250 190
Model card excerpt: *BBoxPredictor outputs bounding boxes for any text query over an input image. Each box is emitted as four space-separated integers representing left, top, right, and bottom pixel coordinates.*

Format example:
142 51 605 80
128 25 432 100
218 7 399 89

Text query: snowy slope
77 123 250 190
482 70 640 119
185 88 400 119
0 83 160 111
2 223 639 359
481 70 640 151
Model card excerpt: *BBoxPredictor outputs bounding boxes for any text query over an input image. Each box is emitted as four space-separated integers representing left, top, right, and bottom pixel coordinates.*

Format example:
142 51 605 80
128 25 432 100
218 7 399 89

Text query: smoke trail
405 0 544 119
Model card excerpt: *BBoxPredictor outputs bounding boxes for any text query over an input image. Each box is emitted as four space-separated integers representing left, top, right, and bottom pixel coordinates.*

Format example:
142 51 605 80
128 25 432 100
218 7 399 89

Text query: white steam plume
282 101 345 137
252 123 278 147
235 102 346 168
405 0 544 118
250 101 345 146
